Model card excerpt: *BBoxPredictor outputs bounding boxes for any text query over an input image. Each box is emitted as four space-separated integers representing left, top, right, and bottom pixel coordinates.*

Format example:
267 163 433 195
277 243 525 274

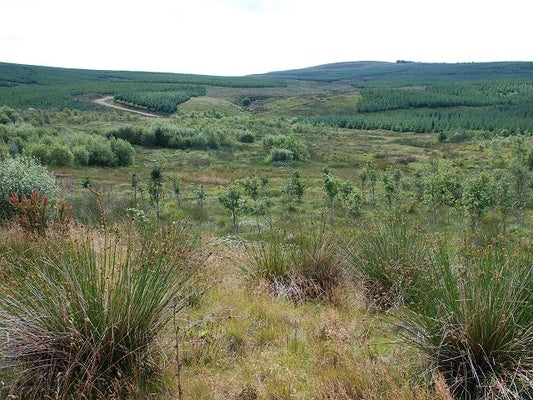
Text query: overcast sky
1 0 532 76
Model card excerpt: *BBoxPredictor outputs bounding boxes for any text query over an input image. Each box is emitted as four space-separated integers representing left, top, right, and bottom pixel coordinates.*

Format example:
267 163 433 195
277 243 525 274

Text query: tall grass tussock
346 217 430 309
399 240 533 399
243 226 346 302
0 224 201 399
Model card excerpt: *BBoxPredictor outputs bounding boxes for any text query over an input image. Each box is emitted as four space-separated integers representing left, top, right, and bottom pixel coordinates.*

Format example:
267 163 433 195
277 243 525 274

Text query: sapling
284 170 305 206
322 167 338 223
219 186 242 230
148 164 164 221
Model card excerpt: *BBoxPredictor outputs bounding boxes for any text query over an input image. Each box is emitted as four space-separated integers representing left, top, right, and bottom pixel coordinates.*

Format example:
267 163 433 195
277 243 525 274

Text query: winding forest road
92 96 161 118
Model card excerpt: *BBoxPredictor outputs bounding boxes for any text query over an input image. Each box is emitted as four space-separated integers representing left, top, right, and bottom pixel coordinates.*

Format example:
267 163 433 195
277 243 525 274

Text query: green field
0 60 532 399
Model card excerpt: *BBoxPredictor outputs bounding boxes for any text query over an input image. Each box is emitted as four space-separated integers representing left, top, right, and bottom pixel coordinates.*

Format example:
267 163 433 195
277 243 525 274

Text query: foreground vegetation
0 60 532 399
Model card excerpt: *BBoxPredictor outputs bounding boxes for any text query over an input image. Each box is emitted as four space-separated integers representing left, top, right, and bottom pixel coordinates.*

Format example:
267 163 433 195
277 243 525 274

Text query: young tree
420 162 462 223
148 164 164 221
322 167 338 222
462 172 494 229
511 162 530 226
130 172 138 204
337 180 363 217
357 167 368 203
218 186 242 230
172 177 181 206
195 185 206 216
382 170 397 207
366 163 378 205
239 177 260 202
284 170 305 206
493 170 513 233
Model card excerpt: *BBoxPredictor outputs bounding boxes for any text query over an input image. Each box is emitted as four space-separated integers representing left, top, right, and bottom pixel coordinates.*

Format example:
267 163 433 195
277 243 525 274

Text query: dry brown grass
173 240 444 399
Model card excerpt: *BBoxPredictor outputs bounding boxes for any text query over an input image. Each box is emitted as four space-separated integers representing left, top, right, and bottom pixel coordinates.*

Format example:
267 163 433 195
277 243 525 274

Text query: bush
106 125 147 145
238 131 255 143
48 143 73 166
24 142 50 164
262 134 309 161
266 147 294 164
0 155 57 221
86 138 118 166
72 145 89 166
110 137 134 166
398 243 533 399
0 225 201 398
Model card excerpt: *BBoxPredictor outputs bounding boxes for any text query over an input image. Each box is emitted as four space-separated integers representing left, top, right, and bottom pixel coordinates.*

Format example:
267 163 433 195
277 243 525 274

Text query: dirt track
92 96 160 118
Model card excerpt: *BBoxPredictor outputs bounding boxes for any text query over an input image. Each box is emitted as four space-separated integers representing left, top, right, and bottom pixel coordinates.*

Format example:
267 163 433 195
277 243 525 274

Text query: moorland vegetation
0 60 532 399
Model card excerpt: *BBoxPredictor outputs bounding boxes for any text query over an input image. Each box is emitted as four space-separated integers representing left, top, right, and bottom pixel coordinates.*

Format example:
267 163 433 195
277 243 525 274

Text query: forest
0 60 532 400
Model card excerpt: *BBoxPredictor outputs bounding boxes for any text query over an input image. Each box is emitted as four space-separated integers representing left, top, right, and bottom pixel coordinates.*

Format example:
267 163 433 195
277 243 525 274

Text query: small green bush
266 147 294 164
0 155 57 221
238 131 255 143
262 134 309 161
48 143 73 166
24 142 50 164
110 137 134 166
72 145 89 166
86 138 117 166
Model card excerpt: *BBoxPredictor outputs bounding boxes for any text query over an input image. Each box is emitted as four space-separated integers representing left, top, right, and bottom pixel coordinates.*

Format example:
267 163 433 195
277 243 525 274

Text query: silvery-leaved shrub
0 155 58 221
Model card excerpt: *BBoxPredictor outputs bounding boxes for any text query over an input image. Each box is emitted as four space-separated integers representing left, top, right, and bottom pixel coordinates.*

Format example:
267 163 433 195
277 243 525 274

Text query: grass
257 92 361 117
345 216 431 309
0 223 201 399
1 63 533 398
243 225 346 302
177 239 446 399
399 240 533 399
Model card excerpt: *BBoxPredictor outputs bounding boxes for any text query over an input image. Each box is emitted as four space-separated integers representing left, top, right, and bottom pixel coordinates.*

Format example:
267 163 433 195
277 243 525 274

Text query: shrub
238 131 255 143
86 138 117 166
346 217 430 309
266 147 294 164
48 143 73 166
398 243 533 399
110 137 134 166
0 106 21 124
0 155 57 221
24 142 50 164
448 130 472 143
8 190 51 235
72 145 89 166
262 134 309 161
106 125 147 145
0 225 201 399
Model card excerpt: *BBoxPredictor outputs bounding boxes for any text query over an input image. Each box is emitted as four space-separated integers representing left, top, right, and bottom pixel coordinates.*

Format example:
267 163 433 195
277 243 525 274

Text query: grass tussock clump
399 241 533 399
346 217 431 309
0 224 201 399
243 226 346 303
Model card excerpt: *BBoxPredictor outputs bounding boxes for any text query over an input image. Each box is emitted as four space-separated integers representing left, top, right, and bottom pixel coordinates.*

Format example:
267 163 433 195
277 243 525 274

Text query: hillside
0 59 532 399
258 60 533 85
0 61 285 111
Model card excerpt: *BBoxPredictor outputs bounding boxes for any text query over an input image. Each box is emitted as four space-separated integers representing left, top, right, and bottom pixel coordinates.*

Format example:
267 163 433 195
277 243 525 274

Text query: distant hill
257 60 533 85
0 61 285 110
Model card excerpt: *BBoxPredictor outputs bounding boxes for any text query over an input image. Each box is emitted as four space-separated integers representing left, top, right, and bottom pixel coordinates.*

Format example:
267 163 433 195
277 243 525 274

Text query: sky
1 0 532 76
